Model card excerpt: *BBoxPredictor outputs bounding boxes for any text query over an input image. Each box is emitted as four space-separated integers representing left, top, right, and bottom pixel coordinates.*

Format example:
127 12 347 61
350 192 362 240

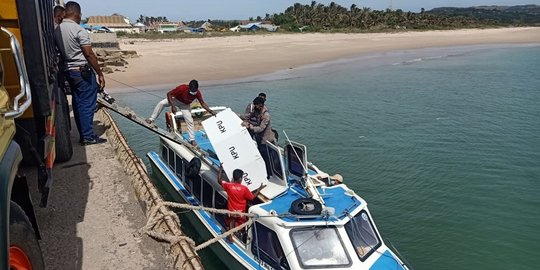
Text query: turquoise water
110 44 540 270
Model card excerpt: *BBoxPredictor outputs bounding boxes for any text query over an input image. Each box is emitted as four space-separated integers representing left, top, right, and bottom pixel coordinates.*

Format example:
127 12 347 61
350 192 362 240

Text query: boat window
175 155 183 179
286 145 305 178
214 191 227 228
344 211 381 261
184 161 192 192
192 175 202 200
202 180 213 207
251 222 289 270
168 148 175 169
161 145 168 163
268 147 283 179
290 227 350 268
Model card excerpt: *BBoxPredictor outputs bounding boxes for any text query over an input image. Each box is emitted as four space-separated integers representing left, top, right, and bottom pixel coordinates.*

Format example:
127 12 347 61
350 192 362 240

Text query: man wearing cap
242 92 266 120
146 79 216 146
242 96 275 179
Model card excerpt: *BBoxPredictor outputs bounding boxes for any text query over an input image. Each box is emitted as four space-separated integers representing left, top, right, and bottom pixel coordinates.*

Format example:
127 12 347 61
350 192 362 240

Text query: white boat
147 107 410 270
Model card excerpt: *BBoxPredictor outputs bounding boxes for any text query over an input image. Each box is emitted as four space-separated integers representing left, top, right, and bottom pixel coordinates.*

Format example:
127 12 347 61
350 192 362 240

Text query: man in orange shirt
146 79 216 145
218 167 265 241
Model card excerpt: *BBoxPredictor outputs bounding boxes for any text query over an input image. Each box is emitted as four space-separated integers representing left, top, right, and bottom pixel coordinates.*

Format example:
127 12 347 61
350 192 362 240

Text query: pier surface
24 113 172 269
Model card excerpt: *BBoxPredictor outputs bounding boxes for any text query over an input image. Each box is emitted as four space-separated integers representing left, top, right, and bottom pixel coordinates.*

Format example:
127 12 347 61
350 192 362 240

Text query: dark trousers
258 144 272 179
66 70 98 140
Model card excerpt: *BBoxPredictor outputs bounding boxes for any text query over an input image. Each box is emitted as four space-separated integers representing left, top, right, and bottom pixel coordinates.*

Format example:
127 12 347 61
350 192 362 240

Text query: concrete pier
24 109 202 269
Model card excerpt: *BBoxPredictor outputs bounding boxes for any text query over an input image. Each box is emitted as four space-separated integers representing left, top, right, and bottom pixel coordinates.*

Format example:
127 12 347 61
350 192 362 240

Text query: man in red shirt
219 167 265 241
146 79 216 145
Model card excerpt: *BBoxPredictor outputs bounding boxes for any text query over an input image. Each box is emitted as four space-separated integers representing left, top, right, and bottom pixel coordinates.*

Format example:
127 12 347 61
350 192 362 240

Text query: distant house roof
200 22 213 30
240 22 261 30
156 21 185 27
87 15 131 28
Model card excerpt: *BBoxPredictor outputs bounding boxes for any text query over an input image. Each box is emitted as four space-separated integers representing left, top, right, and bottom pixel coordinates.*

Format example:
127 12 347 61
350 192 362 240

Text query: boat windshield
344 210 381 261
290 227 350 268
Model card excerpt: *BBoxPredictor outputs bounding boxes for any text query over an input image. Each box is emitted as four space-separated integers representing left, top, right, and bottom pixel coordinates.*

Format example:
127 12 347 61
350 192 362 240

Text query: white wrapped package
202 108 268 191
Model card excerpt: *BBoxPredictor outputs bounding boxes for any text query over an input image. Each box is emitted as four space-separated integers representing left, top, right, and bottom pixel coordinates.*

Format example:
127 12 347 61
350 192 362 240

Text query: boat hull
148 152 258 270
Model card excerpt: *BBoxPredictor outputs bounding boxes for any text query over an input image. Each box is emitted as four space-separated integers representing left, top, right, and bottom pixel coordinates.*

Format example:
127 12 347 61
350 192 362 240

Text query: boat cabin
152 130 405 269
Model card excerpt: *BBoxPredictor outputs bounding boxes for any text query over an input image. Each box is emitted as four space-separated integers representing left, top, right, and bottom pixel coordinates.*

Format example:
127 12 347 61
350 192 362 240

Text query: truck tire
54 91 73 163
9 202 45 270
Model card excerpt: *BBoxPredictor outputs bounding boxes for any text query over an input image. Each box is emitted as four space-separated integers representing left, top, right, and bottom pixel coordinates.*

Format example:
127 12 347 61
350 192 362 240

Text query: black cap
253 97 265 105
258 92 266 99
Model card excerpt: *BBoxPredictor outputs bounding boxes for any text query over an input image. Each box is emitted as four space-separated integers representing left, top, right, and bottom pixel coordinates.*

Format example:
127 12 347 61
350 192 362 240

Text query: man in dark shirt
242 92 266 120
243 97 276 179
146 79 216 145
55 1 106 145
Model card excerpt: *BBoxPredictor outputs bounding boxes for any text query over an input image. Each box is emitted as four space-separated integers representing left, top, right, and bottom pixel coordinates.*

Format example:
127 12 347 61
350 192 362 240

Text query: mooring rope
142 200 258 251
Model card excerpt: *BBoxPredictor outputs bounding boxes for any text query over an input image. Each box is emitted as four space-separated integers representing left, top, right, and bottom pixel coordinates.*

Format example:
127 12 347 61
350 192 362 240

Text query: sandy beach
106 27 540 91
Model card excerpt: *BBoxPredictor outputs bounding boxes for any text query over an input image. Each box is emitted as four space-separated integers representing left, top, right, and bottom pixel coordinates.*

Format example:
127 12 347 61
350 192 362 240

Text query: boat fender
186 157 201 178
290 198 322 215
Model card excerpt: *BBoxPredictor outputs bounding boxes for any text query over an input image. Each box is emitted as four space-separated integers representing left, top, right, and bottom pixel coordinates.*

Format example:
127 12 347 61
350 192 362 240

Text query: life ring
290 198 322 215
186 157 201 178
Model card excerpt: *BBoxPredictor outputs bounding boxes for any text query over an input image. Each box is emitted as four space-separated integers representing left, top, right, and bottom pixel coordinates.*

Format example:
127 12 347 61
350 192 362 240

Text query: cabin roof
256 185 363 222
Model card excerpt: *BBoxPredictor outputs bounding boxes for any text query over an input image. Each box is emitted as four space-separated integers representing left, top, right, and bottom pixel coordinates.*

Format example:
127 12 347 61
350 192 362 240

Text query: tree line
136 15 169 25
268 1 540 32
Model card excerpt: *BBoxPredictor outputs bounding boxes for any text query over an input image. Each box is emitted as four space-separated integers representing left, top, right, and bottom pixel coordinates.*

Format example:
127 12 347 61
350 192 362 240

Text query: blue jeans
66 69 98 140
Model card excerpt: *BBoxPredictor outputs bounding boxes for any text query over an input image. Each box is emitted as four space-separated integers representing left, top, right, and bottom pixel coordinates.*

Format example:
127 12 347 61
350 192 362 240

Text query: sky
74 0 540 22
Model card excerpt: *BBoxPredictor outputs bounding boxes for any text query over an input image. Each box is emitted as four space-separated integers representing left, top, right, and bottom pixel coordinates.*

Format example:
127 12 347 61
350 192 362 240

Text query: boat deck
188 130 363 223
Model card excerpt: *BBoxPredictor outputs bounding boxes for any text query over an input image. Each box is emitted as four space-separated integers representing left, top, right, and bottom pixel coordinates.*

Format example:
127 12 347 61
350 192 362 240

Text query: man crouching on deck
146 79 216 146
218 166 265 242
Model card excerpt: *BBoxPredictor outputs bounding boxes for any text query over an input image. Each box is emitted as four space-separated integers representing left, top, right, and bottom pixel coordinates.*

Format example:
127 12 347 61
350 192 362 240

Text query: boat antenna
282 130 325 205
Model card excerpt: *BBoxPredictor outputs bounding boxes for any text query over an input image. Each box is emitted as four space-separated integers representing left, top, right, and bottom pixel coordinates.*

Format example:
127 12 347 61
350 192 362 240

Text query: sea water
110 44 540 270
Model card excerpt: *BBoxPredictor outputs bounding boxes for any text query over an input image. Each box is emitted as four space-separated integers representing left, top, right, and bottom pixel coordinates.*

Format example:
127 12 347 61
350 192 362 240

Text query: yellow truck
1 0 72 268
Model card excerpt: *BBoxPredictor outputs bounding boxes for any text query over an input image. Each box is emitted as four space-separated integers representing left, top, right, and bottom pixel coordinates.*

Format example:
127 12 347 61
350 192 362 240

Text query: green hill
427 5 540 25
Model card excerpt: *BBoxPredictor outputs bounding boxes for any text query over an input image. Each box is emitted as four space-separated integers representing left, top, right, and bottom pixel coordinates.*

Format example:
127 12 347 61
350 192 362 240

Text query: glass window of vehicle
290 227 350 268
175 155 183 179
286 145 305 177
161 145 168 162
202 180 213 207
168 148 175 169
344 211 381 261
214 191 227 228
192 175 202 200
268 147 283 179
251 222 289 270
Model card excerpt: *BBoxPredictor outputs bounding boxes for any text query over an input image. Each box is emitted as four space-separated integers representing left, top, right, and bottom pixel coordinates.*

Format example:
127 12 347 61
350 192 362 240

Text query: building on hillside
87 15 138 33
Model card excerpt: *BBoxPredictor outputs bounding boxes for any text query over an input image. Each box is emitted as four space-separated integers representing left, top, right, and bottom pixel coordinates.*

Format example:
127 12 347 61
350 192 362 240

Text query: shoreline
106 27 540 93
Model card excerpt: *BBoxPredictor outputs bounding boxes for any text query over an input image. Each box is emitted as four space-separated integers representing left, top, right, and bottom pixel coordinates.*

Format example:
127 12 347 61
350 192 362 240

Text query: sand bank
106 27 540 92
